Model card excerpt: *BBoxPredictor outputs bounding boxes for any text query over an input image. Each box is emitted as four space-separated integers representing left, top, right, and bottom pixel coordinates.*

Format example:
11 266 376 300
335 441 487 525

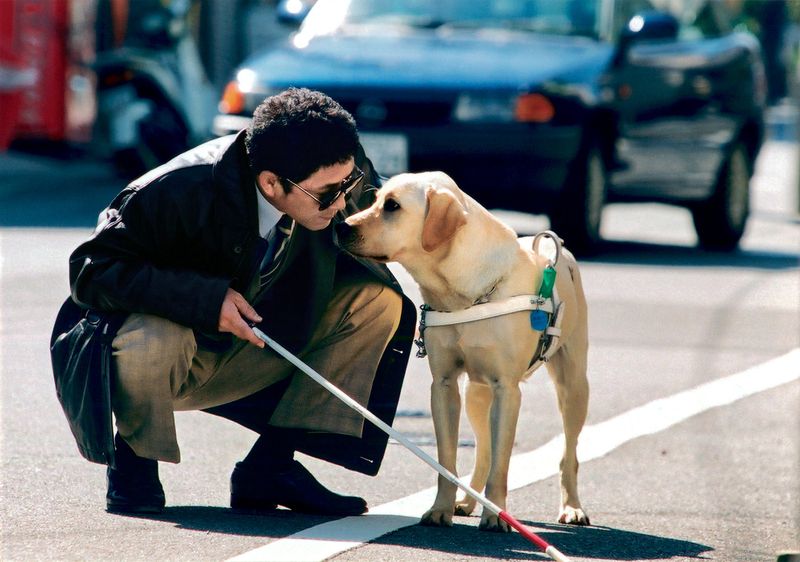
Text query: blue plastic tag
530 310 549 331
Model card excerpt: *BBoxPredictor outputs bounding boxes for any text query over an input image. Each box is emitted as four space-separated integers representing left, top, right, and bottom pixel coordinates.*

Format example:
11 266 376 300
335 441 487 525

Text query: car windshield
328 0 601 38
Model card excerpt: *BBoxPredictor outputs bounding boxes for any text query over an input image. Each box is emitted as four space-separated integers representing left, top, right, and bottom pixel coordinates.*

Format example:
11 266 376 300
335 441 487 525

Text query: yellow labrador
337 171 590 531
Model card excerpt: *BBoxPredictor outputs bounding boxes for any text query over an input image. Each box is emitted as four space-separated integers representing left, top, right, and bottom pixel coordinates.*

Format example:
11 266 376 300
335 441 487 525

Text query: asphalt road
1 140 798 562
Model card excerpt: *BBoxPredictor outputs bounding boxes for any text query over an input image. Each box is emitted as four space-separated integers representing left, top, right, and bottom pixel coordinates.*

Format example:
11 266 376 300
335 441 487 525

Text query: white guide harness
414 231 566 374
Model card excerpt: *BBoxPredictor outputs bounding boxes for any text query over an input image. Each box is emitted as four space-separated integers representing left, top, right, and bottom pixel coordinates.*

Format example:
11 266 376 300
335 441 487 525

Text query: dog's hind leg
546 343 590 525
421 365 463 527
455 380 492 516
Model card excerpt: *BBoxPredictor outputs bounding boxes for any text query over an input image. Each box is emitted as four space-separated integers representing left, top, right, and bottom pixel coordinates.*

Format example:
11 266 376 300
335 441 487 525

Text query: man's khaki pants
111 279 402 463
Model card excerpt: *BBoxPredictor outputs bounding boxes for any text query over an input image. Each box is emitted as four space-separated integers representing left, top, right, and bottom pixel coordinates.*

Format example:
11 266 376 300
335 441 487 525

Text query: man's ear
257 171 281 199
421 187 467 252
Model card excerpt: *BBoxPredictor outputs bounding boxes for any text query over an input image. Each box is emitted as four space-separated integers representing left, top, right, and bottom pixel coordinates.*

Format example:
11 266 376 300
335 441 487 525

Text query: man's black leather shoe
230 460 367 516
106 435 165 514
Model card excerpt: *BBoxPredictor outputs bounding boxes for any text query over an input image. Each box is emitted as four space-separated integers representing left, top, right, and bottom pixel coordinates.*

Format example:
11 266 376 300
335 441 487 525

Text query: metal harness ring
533 230 563 267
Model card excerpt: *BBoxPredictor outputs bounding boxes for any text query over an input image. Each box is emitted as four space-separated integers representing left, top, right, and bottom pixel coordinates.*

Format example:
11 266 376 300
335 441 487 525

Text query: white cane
251 326 571 562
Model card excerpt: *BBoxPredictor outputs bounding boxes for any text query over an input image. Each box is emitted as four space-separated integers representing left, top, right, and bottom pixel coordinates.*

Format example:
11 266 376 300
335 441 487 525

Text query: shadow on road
115 505 337 538
368 518 713 560
0 152 121 229
515 521 713 560
116 508 713 561
1 149 796 272
585 239 799 271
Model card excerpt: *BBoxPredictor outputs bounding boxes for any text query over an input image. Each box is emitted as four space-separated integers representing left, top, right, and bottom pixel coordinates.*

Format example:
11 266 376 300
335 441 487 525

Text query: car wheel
691 142 750 251
138 103 190 167
104 95 189 179
550 145 606 255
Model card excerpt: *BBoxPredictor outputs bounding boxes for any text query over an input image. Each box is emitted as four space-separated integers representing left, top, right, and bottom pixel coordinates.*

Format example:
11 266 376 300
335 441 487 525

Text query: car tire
104 95 189 179
691 142 750 251
138 103 190 167
550 144 606 255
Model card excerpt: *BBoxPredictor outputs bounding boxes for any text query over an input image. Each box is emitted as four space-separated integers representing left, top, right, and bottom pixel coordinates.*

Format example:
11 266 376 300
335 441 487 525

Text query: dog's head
336 171 468 264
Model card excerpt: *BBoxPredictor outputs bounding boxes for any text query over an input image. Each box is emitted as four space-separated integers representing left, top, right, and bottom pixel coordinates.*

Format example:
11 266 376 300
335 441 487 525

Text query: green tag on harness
530 266 557 331
539 266 556 298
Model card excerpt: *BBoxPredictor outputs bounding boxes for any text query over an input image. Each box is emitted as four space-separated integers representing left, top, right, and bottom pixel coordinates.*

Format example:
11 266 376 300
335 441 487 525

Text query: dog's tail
563 249 588 331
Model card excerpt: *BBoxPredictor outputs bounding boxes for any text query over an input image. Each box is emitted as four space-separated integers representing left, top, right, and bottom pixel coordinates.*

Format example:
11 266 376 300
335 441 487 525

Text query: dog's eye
383 199 401 213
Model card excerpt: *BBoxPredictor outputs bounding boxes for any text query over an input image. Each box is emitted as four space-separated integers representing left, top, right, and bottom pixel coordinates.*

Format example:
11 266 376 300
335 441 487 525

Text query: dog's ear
422 187 467 252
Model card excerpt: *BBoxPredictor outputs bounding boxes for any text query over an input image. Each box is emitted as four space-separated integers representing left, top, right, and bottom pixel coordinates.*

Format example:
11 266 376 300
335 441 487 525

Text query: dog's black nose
335 221 352 239
334 221 355 246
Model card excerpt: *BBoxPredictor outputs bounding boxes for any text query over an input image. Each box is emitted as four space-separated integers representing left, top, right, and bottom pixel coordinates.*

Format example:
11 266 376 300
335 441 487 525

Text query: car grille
338 98 453 128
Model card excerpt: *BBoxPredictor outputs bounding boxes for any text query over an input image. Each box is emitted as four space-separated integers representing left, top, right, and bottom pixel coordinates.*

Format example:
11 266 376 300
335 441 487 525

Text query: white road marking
228 349 800 562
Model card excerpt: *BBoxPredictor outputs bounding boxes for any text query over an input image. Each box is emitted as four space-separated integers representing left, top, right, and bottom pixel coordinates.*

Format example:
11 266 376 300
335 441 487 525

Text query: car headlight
219 80 246 114
218 71 283 115
219 68 264 114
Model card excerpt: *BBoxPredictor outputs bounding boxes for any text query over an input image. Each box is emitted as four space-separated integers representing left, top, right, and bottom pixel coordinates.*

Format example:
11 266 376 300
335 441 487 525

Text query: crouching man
55 88 414 515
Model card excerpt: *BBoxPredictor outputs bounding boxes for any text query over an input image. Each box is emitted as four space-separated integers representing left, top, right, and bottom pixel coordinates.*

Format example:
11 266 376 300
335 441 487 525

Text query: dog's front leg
480 379 522 532
455 380 492 516
421 370 462 527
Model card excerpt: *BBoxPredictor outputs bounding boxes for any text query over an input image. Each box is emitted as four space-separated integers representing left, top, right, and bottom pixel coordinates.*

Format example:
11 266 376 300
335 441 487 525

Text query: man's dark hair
245 88 359 185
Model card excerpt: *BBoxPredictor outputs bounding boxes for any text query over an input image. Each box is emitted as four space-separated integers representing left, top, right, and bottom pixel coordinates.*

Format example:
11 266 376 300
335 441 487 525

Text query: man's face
257 158 357 231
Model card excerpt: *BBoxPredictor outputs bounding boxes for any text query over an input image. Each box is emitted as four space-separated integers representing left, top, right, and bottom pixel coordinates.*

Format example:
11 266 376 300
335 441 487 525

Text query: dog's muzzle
334 221 356 248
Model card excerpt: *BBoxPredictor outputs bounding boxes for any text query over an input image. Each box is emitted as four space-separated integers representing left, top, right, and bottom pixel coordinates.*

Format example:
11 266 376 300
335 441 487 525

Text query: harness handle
532 230 563 268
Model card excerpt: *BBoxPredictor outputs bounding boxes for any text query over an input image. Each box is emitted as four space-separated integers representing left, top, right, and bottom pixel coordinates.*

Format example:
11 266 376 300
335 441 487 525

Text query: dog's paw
479 513 511 533
558 506 590 526
420 507 454 527
454 497 477 516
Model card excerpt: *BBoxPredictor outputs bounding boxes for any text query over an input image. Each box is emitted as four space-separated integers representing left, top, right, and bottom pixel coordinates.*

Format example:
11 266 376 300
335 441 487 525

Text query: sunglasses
281 166 365 211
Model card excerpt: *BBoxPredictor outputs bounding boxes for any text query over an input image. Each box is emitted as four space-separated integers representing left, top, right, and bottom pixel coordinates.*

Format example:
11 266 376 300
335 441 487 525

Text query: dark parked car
214 0 766 253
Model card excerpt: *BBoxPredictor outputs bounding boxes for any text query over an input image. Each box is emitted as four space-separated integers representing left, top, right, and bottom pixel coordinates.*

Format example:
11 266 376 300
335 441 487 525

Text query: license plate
359 133 409 178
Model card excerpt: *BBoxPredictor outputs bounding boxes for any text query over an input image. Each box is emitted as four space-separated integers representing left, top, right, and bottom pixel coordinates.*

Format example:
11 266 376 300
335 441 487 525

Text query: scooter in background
93 0 215 177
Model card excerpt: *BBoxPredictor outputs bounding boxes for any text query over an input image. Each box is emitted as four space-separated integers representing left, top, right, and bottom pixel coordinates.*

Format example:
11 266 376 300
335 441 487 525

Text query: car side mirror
276 0 314 28
614 11 680 65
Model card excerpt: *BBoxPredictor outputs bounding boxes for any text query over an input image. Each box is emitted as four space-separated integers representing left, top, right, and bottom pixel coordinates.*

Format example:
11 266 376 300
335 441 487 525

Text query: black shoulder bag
49 297 127 467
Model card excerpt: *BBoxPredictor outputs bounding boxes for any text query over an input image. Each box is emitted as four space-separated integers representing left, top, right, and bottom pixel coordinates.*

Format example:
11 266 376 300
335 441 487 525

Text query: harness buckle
414 304 430 358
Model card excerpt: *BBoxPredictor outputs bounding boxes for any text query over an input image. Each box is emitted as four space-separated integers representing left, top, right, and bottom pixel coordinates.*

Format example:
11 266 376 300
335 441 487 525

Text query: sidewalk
1 102 796 225
766 98 799 143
